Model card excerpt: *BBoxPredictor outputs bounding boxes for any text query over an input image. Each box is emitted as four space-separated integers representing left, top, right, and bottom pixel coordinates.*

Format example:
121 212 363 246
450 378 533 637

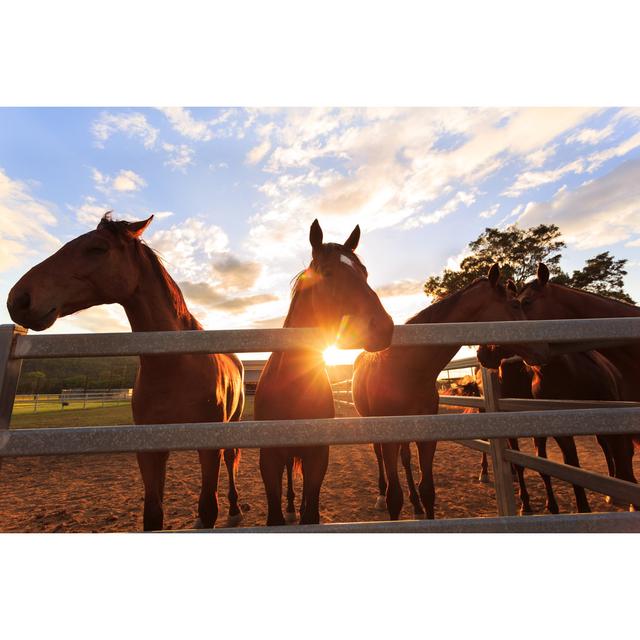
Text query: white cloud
375 279 423 297
404 190 477 228
149 210 174 219
162 142 195 171
566 124 614 145
73 196 110 226
0 168 59 272
51 304 130 334
160 107 214 141
245 107 597 259
92 168 146 194
92 112 158 149
158 107 247 142
479 203 500 219
148 217 229 281
584 131 640 173
519 158 640 249
246 139 271 164
502 158 585 197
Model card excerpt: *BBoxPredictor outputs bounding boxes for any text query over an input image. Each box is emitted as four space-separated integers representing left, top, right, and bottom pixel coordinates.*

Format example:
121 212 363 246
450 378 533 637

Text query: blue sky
1 107 640 337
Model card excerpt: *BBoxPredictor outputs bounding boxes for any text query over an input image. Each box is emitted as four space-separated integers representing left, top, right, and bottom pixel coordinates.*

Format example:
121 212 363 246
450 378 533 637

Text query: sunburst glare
322 345 362 366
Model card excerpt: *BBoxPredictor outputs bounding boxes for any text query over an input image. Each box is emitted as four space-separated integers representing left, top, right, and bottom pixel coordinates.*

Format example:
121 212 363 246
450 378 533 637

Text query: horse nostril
15 291 31 311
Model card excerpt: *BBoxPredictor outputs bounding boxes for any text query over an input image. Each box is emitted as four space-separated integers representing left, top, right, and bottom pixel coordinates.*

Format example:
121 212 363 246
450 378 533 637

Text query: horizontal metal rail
439 395 640 411
2 407 639 457
502 448 640 506
182 512 640 533
11 317 640 359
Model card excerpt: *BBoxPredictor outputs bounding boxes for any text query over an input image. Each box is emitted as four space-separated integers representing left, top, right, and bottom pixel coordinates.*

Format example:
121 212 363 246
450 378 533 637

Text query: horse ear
309 219 323 250
488 263 500 287
343 225 360 252
537 263 550 287
506 279 517 295
127 215 154 238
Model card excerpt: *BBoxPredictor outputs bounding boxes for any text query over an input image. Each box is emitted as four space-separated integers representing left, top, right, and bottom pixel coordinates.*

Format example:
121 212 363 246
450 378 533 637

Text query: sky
1 107 640 347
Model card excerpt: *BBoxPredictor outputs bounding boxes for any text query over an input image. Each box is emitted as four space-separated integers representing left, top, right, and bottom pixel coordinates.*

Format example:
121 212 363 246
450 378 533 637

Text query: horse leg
554 436 590 513
508 438 532 515
381 443 403 520
606 435 638 511
284 457 297 523
136 451 170 531
299 446 330 525
478 451 490 483
416 441 438 520
597 435 617 505
223 448 243 527
534 437 559 514
401 442 425 518
259 448 286 526
373 442 387 510
196 448 222 528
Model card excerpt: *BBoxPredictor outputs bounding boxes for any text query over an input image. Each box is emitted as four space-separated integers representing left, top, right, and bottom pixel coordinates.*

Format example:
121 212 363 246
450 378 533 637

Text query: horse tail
233 448 241 474
292 456 303 477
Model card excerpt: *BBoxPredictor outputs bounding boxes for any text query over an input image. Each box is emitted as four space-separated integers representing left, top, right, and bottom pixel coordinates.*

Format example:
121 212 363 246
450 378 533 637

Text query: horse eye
86 243 109 256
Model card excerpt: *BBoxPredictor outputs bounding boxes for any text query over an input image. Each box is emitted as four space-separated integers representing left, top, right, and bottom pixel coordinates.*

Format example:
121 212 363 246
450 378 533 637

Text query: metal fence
1 319 639 532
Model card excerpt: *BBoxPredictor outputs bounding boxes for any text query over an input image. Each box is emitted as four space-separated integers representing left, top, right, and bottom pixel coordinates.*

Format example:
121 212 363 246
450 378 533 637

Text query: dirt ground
1 402 637 532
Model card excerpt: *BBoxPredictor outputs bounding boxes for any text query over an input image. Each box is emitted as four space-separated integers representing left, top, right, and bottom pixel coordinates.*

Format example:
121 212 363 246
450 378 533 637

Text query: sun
322 345 362 366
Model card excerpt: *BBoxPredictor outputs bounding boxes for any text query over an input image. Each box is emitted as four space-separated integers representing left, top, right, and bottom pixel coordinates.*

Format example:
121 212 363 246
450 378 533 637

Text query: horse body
255 220 393 526
7 214 244 531
480 343 636 513
353 265 549 521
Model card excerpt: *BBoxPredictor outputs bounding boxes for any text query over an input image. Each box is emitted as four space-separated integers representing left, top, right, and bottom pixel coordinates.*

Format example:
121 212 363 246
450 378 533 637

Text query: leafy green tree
424 224 565 298
424 224 635 304
566 252 635 304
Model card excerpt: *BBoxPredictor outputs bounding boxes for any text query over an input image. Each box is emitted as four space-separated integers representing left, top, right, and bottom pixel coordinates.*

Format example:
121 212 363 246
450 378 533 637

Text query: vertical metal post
0 325 27 458
481 366 517 517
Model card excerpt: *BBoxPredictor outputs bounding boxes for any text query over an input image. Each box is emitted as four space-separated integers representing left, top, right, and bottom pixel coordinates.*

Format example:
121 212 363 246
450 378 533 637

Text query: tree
566 252 635 304
424 224 635 304
424 224 565 298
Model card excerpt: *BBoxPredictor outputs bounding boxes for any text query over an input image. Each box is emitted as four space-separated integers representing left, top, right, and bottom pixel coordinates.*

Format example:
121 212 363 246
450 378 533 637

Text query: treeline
17 357 139 394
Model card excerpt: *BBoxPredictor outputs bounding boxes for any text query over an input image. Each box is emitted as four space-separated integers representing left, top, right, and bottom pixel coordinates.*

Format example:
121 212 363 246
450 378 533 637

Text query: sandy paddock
0 430 636 532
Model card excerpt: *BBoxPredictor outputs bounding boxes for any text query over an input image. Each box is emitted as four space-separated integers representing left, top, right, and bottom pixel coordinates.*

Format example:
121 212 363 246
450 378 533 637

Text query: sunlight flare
322 345 362 366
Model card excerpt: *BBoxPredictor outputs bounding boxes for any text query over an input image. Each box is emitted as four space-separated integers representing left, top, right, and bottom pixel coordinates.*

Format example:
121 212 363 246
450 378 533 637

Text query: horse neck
549 285 640 395
121 253 199 370
397 294 473 376
277 286 327 378
551 284 640 319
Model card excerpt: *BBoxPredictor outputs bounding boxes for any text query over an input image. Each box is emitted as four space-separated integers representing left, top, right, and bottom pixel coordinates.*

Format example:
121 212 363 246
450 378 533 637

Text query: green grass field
9 395 257 429
12 400 130 416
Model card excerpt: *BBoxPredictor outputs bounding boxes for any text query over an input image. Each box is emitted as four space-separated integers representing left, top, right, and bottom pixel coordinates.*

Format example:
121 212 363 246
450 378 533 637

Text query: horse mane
407 276 503 324
521 279 638 309
98 213 202 330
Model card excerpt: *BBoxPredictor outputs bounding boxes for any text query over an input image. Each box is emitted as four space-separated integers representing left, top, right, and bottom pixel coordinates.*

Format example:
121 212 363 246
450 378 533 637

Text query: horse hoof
374 495 387 511
226 511 243 528
519 508 533 516
284 511 298 524
193 518 206 529
478 473 490 484
605 495 613 504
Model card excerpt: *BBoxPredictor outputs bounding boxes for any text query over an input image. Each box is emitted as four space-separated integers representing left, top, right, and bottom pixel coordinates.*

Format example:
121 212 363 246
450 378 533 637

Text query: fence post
0 325 27 460
481 366 517 517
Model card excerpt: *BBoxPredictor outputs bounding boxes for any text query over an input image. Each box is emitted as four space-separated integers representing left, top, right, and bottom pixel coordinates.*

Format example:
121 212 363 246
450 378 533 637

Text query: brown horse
7 214 245 531
254 219 394 526
478 344 635 513
517 264 640 455
352 265 549 520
